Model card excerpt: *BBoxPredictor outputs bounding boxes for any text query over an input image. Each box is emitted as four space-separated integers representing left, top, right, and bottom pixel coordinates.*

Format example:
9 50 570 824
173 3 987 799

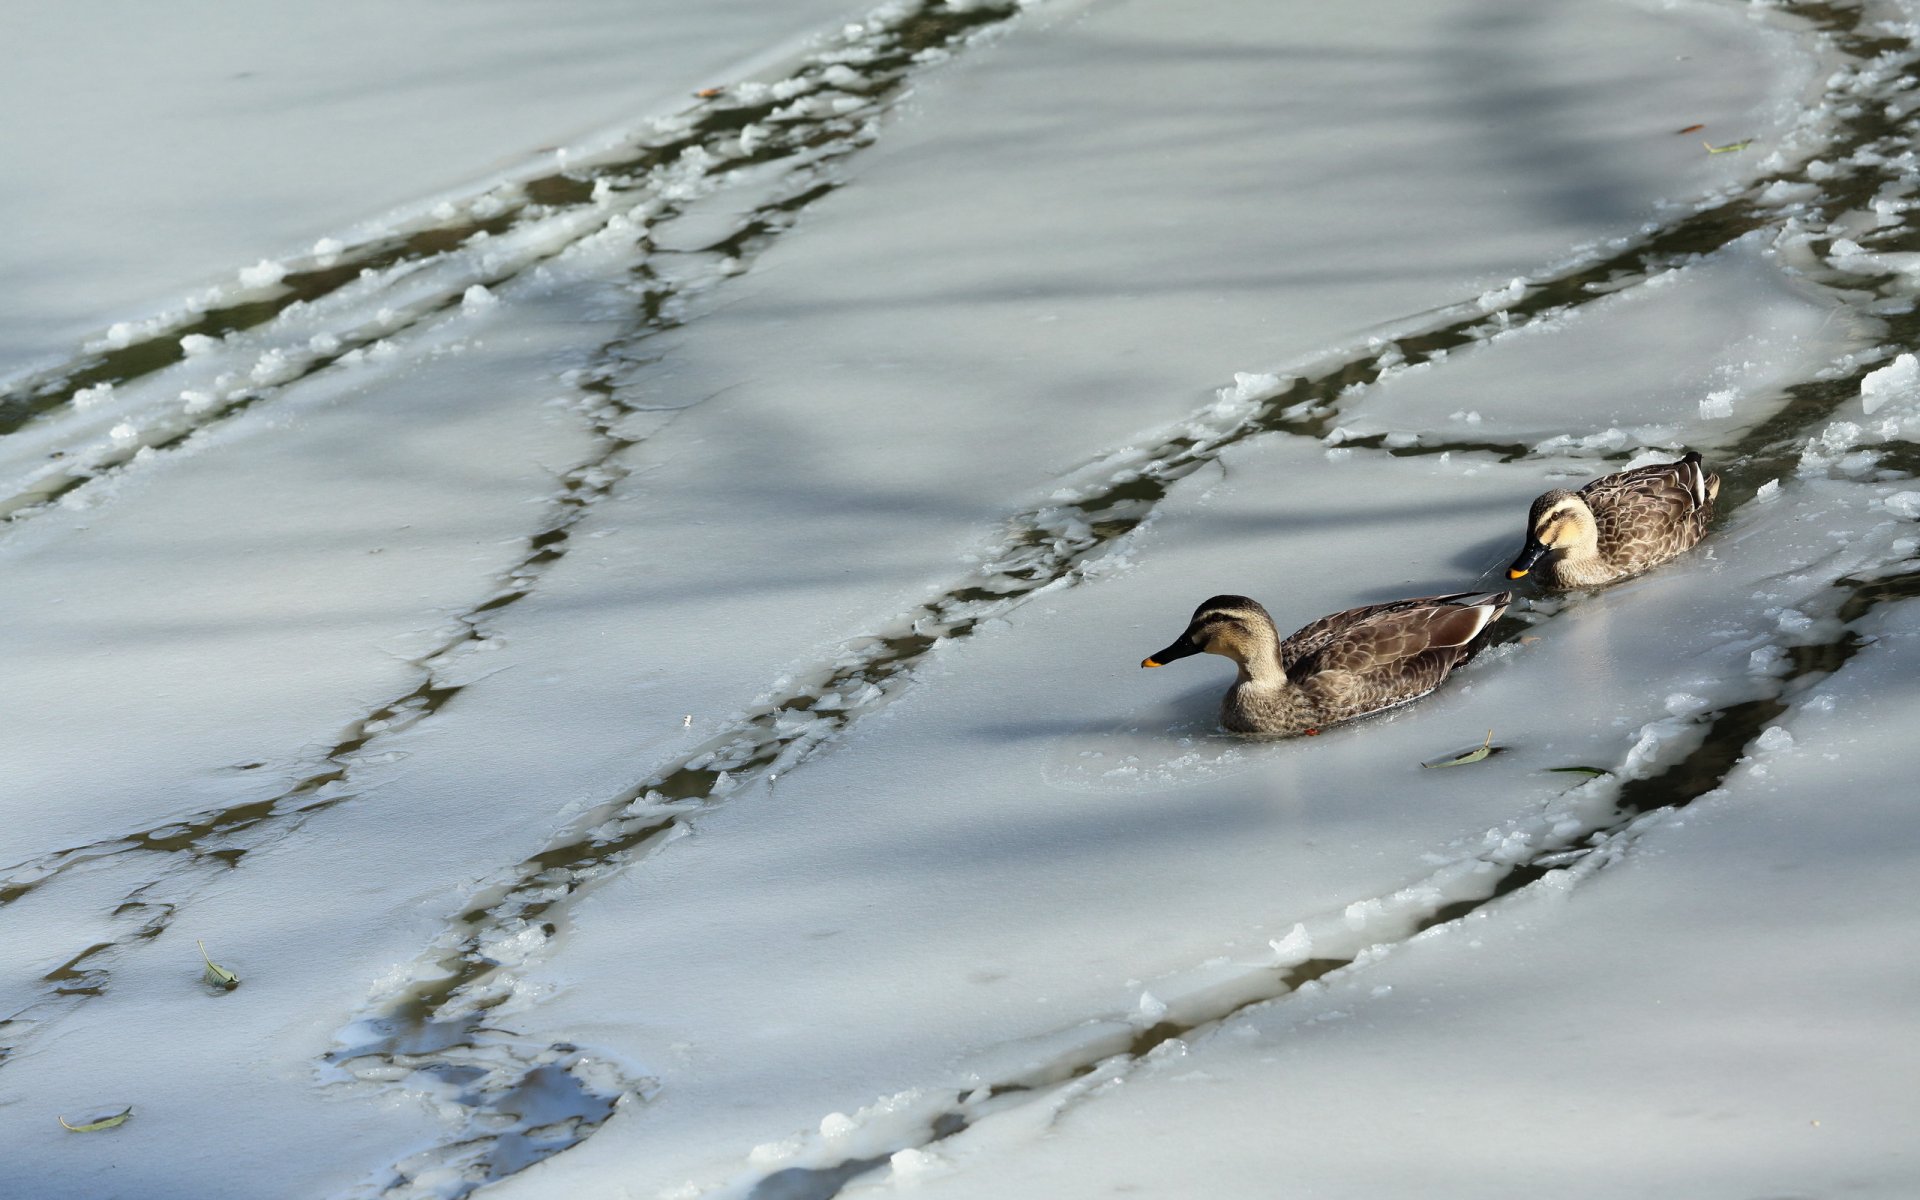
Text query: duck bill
1506 541 1548 580
1141 638 1201 669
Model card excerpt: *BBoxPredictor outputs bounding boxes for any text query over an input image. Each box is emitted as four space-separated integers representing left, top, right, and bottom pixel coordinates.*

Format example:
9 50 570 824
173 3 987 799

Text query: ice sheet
0 0 868 373
861 628 1920 1200
1332 241 1861 454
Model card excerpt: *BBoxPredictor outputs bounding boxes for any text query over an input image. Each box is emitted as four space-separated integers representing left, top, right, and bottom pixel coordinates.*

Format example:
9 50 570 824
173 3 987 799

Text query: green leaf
1546 765 1610 776
1422 730 1495 769
60 1105 132 1132
198 939 240 990
1703 138 1753 155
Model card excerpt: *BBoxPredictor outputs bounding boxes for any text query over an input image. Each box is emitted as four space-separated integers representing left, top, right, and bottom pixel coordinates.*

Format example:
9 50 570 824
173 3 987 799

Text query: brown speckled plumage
1509 452 1719 589
1141 591 1511 737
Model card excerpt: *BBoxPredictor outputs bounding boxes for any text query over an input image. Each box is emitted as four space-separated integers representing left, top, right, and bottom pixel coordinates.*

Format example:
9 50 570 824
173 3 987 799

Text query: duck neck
1547 507 1606 584
1227 625 1288 688
1551 528 1609 584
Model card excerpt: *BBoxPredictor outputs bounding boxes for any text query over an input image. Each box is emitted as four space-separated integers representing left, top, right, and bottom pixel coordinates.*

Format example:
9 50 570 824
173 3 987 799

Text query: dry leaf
1422 730 1495 768
199 939 240 990
60 1105 132 1132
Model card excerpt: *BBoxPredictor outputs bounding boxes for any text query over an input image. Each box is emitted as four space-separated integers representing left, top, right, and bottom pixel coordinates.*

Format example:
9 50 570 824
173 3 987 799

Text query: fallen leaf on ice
198 939 240 990
60 1105 132 1132
1422 730 1495 769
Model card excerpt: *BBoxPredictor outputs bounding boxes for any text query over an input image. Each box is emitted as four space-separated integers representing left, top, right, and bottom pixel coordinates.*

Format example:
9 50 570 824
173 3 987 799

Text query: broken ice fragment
239 258 288 288
1861 353 1917 415
1881 491 1920 520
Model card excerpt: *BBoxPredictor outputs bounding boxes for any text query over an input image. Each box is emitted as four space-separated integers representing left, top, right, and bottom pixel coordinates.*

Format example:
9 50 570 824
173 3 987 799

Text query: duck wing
1579 452 1718 561
1283 591 1509 680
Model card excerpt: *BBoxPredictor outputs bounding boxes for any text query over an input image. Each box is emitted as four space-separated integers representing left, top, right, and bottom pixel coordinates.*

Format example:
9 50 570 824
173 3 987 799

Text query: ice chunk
890 1148 942 1179
1755 478 1781 502
1664 692 1710 717
1698 389 1735 419
251 349 294 385
822 64 864 90
1269 923 1313 962
1622 716 1693 778
1860 353 1917 415
180 333 219 356
1214 371 1283 413
72 382 113 410
748 1138 801 1167
1344 897 1385 929
1476 277 1527 309
1818 421 1863 453
1754 726 1794 754
474 921 546 966
462 283 498 312
239 258 288 288
1835 450 1879 478
1759 180 1818 206
1881 491 1920 519
819 1111 856 1139
1775 608 1815 637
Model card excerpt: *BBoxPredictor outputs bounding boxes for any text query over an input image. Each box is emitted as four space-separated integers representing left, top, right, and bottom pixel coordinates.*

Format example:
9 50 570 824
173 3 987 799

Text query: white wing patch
1435 594 1507 648
1463 598 1501 643
1684 457 1709 507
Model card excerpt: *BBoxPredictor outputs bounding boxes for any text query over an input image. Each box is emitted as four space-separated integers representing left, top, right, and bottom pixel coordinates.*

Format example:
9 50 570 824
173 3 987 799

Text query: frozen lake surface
3 1 1918 1197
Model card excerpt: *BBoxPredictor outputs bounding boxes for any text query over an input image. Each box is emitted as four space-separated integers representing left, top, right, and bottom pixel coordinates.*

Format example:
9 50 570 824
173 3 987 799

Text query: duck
1141 590 1512 736
1506 451 1719 589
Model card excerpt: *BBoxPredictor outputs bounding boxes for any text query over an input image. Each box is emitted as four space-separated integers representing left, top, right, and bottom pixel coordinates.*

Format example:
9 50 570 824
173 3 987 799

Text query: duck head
1142 595 1279 680
1508 489 1597 579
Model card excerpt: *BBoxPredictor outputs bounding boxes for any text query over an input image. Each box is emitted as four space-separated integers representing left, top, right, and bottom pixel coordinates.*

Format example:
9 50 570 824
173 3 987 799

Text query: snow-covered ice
867 635 1920 1200
0 0 867 373
1332 241 1856 454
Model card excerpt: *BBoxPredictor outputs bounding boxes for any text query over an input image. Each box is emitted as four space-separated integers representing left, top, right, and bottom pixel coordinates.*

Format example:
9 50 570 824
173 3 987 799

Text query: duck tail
1676 451 1714 506
1441 590 1514 666
1428 591 1512 651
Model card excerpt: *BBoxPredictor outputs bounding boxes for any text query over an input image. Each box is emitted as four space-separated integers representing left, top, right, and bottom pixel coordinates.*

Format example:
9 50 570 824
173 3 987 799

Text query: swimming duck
1141 590 1512 736
1506 451 1719 589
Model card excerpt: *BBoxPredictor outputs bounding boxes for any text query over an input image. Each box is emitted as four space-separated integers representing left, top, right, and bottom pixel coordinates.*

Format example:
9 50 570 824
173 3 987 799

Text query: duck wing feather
1283 591 1505 680
1579 454 1718 566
